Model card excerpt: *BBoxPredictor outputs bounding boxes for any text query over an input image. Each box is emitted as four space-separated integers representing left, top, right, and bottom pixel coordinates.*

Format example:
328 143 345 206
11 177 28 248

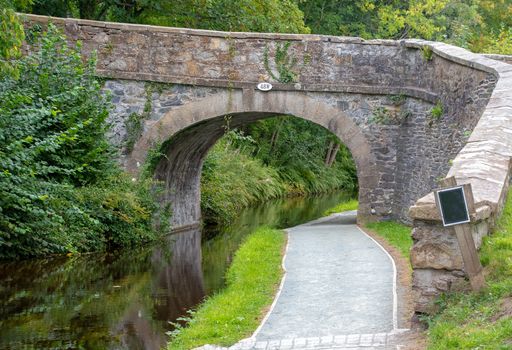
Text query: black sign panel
436 186 470 227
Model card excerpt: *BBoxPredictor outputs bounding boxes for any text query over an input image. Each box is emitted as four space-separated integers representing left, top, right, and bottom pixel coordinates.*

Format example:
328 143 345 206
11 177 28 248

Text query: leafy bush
0 24 169 259
0 0 30 78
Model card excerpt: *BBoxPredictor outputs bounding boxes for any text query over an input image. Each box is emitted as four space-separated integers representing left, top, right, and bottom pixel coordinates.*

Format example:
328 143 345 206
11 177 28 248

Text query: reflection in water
0 229 204 350
113 229 204 350
0 191 351 349
201 192 352 293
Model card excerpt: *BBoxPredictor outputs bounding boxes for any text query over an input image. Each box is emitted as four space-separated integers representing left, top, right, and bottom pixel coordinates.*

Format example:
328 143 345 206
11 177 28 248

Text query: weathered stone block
413 268 468 313
411 219 491 271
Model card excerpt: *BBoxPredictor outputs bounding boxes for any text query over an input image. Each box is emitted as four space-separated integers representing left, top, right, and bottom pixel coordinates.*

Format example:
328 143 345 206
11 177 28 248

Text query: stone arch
127 89 378 228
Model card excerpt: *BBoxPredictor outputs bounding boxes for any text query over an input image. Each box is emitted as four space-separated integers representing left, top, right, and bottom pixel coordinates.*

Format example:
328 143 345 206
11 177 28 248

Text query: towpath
199 211 415 350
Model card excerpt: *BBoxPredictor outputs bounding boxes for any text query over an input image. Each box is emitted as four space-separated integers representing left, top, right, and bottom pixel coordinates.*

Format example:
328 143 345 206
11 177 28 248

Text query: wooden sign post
435 177 486 291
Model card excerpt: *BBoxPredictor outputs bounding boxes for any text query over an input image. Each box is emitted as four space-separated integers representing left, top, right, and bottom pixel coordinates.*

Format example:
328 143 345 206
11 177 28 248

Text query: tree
0 0 31 77
466 0 512 54
246 116 357 194
299 0 447 39
298 0 512 54
27 0 310 33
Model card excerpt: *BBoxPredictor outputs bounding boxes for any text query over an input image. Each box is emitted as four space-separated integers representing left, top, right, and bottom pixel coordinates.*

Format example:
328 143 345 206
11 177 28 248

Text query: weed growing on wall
370 106 409 125
263 41 299 83
388 94 406 105
370 107 393 124
421 45 434 61
430 101 444 120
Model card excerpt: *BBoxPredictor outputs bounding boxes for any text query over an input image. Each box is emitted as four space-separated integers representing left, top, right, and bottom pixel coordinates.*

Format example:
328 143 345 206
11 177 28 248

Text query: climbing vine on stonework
263 41 299 83
370 106 410 125
124 82 172 152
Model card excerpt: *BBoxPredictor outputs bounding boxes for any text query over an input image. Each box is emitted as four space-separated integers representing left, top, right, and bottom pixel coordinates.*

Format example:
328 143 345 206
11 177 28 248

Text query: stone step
196 330 412 350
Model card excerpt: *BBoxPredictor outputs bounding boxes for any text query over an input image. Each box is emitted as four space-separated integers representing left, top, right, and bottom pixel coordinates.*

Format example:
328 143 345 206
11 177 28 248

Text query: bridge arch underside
123 87 478 229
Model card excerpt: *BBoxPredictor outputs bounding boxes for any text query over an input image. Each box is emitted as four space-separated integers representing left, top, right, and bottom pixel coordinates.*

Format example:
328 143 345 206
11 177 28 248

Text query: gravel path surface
255 211 396 340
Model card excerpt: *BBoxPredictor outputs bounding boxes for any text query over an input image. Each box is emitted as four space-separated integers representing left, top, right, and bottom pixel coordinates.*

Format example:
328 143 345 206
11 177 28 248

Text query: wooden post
435 177 486 291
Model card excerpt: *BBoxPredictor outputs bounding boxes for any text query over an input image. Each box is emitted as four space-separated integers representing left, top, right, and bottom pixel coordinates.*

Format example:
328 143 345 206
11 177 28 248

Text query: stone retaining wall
409 52 512 313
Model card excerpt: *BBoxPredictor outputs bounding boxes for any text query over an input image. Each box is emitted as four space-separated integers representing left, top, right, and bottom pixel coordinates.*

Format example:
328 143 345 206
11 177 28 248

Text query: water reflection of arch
115 227 205 349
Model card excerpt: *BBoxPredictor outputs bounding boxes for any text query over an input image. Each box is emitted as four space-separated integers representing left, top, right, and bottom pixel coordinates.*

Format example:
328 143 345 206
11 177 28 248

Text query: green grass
167 227 285 350
364 221 413 260
323 199 359 216
425 190 512 349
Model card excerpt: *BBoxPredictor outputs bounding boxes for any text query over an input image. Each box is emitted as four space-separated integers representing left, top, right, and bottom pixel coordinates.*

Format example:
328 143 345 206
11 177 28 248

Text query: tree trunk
325 140 334 166
269 118 285 157
328 143 340 167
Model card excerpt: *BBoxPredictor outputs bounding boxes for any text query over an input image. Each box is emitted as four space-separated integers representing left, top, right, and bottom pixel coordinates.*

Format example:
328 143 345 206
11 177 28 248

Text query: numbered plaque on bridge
435 186 470 227
257 82 273 91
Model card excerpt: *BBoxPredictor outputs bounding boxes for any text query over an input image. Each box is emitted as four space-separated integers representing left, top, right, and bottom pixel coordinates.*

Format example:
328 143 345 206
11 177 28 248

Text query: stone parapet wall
21 14 494 99
483 54 512 65
409 48 512 313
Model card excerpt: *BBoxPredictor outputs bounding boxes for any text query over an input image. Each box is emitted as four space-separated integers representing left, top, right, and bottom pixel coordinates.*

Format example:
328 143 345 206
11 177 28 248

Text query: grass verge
364 221 413 260
424 190 512 349
323 199 359 216
168 227 286 350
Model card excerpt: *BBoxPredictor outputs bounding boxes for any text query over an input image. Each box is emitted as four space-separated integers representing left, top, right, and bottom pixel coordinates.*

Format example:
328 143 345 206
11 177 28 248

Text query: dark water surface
0 192 351 350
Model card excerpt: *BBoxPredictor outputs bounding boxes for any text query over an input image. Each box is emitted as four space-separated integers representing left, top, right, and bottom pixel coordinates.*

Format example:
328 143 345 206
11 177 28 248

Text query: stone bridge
24 14 512 315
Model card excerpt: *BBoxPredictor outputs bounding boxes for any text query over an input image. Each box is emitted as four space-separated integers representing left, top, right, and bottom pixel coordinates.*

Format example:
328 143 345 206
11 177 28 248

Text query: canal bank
0 192 351 350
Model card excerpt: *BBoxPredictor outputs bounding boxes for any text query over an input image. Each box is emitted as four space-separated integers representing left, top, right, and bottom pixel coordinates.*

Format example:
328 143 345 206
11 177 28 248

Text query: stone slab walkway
197 211 411 350
198 330 412 350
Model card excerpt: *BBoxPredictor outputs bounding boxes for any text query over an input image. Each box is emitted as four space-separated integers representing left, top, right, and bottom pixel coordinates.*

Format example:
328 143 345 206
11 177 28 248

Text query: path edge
249 229 291 340
357 225 417 333
356 225 400 330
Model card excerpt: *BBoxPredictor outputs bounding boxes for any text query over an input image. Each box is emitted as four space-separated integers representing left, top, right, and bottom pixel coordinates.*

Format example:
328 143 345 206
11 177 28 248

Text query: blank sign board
436 186 470 227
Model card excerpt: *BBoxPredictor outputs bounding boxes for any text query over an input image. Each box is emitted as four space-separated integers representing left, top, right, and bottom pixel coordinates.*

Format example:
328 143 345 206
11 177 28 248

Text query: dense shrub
0 24 169 259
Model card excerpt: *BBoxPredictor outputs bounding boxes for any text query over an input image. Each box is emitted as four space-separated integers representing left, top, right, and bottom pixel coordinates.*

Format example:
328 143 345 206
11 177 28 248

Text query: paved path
255 211 396 340
198 212 410 350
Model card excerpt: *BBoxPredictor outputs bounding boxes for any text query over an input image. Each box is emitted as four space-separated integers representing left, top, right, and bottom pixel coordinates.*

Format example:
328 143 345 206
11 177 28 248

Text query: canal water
0 192 352 350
